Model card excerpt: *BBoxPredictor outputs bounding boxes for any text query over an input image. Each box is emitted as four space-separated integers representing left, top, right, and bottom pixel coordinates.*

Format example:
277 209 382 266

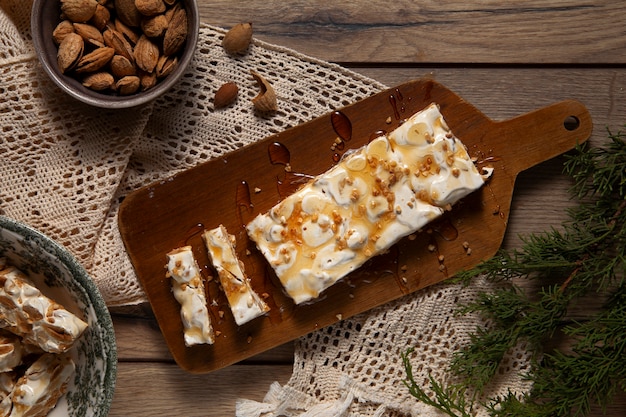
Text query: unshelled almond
134 35 159 72
155 55 177 78
135 0 166 16
222 23 252 55
73 23 104 47
91 4 111 30
75 46 115 73
103 28 134 63
162 5 187 56
82 72 115 91
53 20 75 45
140 71 158 90
141 14 168 37
57 32 84 73
61 0 98 23
116 75 141 94
115 0 142 27
114 18 141 44
213 82 239 109
110 55 136 77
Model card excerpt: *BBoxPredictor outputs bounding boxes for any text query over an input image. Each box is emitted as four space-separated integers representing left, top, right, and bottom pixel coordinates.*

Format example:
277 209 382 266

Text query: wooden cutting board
118 79 592 373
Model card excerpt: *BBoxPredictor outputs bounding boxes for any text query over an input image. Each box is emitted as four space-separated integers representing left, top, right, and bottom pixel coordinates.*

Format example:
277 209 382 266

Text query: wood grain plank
108 362 625 417
198 1 626 64
108 363 292 416
113 313 295 362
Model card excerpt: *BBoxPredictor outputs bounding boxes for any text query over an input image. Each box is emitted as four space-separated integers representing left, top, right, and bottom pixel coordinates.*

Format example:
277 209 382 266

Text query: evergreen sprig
403 129 626 417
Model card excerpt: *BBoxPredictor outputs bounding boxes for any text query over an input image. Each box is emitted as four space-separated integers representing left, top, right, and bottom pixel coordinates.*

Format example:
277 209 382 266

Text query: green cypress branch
403 129 626 417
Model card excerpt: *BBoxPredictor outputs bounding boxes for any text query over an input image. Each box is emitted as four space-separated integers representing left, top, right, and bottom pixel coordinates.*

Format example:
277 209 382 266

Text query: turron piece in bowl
0 216 116 417
246 103 491 304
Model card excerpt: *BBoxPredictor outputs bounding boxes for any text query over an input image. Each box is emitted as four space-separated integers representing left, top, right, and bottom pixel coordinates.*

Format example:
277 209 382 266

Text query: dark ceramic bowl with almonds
31 0 199 109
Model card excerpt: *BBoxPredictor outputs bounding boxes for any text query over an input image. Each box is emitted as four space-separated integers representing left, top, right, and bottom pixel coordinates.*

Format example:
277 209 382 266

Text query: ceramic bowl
0 216 116 416
30 0 199 109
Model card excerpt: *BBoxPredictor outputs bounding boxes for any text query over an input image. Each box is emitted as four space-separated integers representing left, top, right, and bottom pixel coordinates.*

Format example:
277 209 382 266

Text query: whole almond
91 4 111 30
115 0 142 27
250 70 277 112
213 82 239 109
114 18 141 44
116 75 141 95
82 72 115 91
75 46 115 73
73 23 104 47
135 0 166 16
155 55 177 78
103 28 135 63
110 54 137 77
140 71 157 90
57 32 84 73
222 23 252 55
133 35 159 72
162 6 187 56
61 0 98 23
53 20 75 45
141 14 168 38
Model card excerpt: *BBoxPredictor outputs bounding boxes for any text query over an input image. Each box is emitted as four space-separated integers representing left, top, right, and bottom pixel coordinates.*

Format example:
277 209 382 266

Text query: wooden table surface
108 2 626 415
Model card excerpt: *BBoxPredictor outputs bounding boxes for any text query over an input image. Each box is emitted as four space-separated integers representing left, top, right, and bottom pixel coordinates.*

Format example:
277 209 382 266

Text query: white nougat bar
203 226 269 326
9 353 75 417
246 103 488 304
0 329 22 373
0 265 88 354
166 247 215 346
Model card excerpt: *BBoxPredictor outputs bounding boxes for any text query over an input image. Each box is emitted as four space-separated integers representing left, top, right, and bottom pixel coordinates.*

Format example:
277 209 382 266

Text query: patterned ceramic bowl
0 216 116 416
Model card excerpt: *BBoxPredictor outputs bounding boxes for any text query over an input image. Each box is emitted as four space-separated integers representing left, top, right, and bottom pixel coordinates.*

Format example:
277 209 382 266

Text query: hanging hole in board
564 115 580 131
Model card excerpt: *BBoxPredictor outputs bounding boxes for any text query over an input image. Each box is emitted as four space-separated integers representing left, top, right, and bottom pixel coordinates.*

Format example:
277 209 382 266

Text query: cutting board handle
493 99 592 175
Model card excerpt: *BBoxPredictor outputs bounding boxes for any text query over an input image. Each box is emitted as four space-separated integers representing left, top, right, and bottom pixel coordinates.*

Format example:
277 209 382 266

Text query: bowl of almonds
31 0 199 109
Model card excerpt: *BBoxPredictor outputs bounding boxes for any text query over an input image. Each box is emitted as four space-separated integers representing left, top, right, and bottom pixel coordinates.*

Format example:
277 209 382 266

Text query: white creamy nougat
203 226 269 326
0 330 22 373
167 246 215 346
246 103 487 304
0 266 88 354
166 247 215 346
9 353 75 417
0 371 16 416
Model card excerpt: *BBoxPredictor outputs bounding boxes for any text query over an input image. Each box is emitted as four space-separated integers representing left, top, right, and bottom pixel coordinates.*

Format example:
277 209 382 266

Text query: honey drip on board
330 111 353 162
389 88 407 121
331 111 352 142
235 181 254 228
432 218 459 241
267 141 313 198
183 223 204 246
268 141 290 165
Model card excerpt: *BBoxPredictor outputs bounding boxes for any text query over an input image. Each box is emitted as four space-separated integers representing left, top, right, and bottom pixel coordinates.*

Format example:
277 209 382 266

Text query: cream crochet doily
0 2 531 415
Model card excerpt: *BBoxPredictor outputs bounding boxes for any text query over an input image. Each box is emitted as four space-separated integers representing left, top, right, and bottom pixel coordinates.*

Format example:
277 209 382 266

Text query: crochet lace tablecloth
0 2 531 415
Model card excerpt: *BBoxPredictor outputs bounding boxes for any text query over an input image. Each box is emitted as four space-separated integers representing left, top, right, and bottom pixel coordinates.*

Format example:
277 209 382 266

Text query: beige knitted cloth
0 2 531 415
